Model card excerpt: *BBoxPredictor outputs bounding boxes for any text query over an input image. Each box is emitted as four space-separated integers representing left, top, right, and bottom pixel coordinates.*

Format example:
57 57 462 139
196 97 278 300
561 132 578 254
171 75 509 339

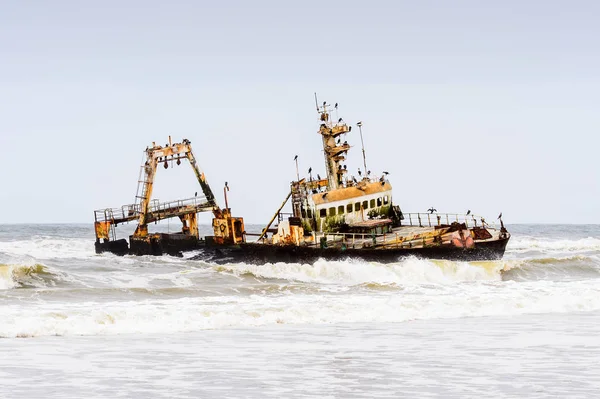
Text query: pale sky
1 0 599 224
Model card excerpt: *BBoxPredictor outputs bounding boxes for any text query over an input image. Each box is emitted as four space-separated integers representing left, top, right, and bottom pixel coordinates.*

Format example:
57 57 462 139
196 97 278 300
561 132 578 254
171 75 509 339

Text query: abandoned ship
93 100 510 263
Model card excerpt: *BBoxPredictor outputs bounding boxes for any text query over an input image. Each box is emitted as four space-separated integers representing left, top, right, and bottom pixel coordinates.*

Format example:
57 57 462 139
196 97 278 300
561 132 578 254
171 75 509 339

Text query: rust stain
312 181 392 205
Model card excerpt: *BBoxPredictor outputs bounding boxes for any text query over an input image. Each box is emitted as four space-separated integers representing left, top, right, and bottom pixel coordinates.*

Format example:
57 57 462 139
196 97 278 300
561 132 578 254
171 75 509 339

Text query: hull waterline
194 236 510 265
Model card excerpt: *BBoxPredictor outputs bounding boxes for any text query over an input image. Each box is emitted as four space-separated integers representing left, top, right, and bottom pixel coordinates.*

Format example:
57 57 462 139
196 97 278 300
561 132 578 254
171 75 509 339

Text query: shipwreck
94 99 510 263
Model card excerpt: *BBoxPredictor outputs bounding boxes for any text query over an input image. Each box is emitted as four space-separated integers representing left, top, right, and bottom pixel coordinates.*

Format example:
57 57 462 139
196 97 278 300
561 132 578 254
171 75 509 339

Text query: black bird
358 169 362 176
427 207 437 214
337 137 341 144
323 101 326 106
195 192 197 197
367 170 371 176
335 103 338 108
338 118 343 123
353 177 358 183
308 167 312 174
317 174 321 180
466 210 471 215
497 212 503 220
294 155 298 161
322 192 328 199
382 171 389 175
343 165 347 170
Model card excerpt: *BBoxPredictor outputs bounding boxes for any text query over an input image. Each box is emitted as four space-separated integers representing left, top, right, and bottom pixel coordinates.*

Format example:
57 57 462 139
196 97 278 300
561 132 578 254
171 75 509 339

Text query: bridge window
301 208 306 218
362 200 368 209
320 208 327 218
354 202 360 211
383 195 389 205
370 199 375 208
338 205 345 215
329 207 336 216
347 204 353 213
377 197 382 207
307 209 312 218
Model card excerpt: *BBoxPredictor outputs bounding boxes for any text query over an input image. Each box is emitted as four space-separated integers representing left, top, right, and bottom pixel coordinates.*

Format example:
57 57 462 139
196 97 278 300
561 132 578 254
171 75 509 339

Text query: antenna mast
316 99 350 190
357 121 368 174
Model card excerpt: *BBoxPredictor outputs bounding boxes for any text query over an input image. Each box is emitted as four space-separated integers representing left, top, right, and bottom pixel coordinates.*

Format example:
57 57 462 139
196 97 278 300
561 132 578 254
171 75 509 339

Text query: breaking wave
0 237 94 260
502 255 600 281
3 278 600 338
214 257 506 286
0 263 61 289
508 236 600 253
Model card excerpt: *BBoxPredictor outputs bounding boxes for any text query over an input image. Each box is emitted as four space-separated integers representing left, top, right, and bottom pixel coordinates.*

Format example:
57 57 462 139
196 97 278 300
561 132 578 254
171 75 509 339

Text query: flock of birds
294 156 504 220
298 156 390 187
427 207 503 220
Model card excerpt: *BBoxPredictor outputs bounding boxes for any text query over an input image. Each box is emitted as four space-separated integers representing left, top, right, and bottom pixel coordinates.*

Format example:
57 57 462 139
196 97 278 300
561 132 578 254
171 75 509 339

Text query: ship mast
316 96 351 190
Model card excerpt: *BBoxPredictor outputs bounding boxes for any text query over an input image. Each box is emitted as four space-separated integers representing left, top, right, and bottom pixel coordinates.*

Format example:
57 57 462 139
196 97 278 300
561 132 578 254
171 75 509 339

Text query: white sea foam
0 237 94 260
0 262 53 290
216 257 504 286
0 265 16 290
508 236 600 253
2 278 600 338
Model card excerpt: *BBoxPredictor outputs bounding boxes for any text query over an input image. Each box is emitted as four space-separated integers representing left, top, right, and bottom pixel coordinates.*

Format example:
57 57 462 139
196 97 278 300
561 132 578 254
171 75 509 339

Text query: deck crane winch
93 136 245 255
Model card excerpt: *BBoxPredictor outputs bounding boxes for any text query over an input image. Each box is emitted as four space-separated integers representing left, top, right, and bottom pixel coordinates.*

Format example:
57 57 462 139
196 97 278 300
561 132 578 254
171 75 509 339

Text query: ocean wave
214 257 505 286
502 255 600 281
508 237 600 253
0 263 61 289
0 237 94 260
3 279 600 337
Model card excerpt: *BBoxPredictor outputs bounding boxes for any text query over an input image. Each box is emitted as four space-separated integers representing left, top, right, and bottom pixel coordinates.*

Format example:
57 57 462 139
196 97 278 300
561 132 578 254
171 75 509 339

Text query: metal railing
402 213 494 229
277 212 294 223
94 196 212 223
309 231 428 249
94 205 140 224
148 197 211 214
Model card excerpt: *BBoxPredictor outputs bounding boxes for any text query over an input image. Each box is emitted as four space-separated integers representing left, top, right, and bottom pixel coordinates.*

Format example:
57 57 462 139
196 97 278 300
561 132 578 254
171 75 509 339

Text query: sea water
1 224 599 398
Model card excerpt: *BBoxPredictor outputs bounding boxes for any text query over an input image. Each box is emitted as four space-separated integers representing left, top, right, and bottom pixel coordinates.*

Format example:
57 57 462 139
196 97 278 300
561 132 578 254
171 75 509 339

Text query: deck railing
401 213 494 229
308 231 424 249
94 197 212 224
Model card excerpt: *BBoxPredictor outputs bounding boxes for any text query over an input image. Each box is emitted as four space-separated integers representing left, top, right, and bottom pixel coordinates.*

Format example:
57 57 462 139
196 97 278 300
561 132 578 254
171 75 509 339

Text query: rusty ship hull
196 236 510 264
92 99 511 264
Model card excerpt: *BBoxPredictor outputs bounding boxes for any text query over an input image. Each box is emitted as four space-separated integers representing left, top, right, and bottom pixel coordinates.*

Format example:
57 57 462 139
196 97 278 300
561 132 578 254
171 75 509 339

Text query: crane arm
134 137 223 237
